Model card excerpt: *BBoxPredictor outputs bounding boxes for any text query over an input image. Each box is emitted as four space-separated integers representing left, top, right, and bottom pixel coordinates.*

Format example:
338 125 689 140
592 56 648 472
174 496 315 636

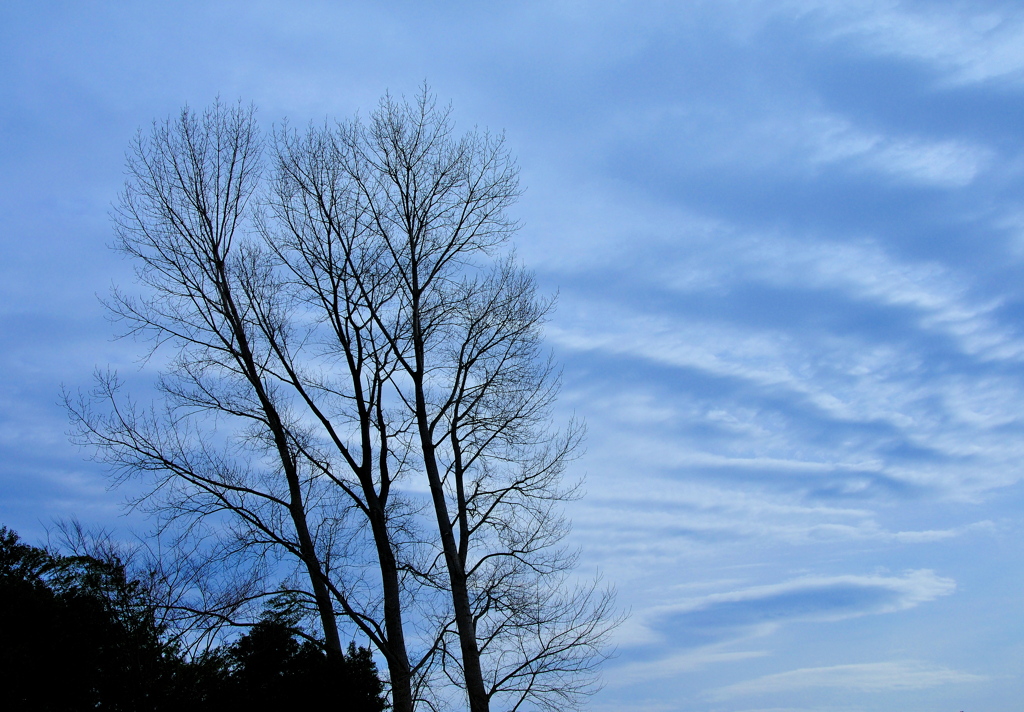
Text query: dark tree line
0 526 385 712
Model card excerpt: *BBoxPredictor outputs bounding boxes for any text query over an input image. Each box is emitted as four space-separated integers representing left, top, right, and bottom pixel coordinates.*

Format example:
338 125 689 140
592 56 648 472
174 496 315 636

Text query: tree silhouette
0 526 180 710
217 597 386 712
0 526 385 711
68 88 617 711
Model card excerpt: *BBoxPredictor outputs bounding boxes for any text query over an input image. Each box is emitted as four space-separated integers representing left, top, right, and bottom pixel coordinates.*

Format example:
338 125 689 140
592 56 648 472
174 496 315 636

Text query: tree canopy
0 526 385 712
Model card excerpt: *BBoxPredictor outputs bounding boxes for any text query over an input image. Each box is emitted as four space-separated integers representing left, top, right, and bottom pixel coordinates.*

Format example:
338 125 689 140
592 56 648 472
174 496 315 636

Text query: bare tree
69 92 616 712
261 120 444 711
325 90 617 712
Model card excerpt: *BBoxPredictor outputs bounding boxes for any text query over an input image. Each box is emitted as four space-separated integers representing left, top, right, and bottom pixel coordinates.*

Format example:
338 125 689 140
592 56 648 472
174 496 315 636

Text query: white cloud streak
803 114 991 186
802 0 1024 86
659 569 955 622
709 660 986 700
609 648 770 686
550 219 1024 500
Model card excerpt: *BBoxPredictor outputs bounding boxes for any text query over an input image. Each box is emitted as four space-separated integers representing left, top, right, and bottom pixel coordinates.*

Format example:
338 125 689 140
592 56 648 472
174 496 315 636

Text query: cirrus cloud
708 659 986 700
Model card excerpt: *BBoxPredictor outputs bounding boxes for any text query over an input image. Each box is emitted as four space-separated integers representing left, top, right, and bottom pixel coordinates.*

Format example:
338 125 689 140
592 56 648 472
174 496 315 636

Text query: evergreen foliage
0 526 386 712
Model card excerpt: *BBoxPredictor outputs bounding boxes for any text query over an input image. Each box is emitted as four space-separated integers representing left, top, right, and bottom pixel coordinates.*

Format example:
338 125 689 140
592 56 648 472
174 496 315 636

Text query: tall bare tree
323 90 617 712
261 121 442 711
70 91 615 712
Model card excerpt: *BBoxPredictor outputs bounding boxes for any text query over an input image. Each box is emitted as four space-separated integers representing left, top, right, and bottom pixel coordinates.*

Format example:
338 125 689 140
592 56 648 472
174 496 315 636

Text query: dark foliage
0 527 386 712
0 526 185 711
216 619 386 712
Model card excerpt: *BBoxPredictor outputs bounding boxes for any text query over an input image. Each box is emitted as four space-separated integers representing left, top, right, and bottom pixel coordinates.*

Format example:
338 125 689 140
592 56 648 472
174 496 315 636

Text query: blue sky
4 1 1024 709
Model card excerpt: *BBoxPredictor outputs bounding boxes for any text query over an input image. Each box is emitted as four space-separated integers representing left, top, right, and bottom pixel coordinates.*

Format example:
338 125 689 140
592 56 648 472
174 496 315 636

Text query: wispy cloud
550 214 1024 504
718 110 993 186
708 659 986 700
597 101 992 189
583 569 957 675
574 482 996 554
598 570 960 699
668 231 1022 362
645 570 954 648
802 1 1024 86
609 647 770 685
802 114 991 186
554 308 1024 489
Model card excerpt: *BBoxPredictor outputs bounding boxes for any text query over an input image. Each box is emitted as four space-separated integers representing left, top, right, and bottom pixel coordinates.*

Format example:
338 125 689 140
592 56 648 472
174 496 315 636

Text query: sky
2 1 1024 710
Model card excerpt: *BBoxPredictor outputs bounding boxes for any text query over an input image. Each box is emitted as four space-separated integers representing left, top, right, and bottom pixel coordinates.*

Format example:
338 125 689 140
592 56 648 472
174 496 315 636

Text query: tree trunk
414 384 489 712
368 503 415 712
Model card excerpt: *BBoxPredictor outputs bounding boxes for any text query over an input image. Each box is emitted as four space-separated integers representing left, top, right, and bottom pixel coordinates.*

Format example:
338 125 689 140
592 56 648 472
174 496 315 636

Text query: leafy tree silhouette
0 527 385 711
1 526 182 710
217 598 386 712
